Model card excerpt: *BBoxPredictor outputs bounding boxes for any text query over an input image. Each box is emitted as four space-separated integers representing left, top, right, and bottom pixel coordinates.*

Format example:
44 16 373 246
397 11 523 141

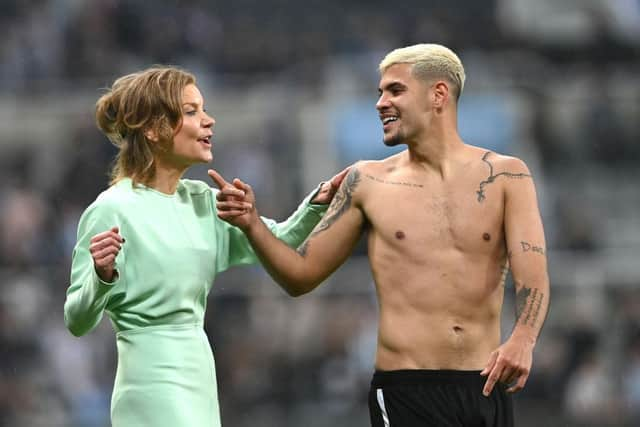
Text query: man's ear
432 81 449 109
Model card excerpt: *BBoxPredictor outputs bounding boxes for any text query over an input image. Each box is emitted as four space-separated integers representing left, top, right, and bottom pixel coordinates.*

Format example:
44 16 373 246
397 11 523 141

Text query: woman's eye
185 110 197 116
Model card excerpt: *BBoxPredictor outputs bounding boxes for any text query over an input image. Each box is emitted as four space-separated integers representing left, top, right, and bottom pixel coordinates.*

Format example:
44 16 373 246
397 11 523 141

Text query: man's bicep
503 163 548 281
296 201 365 280
296 167 366 280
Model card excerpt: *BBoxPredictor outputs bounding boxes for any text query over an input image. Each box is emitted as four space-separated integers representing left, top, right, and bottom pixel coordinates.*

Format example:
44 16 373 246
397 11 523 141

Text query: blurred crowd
0 0 639 426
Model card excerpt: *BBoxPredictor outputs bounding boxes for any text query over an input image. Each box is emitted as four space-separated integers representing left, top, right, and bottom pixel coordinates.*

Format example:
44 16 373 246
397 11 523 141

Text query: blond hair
379 44 466 101
95 66 196 186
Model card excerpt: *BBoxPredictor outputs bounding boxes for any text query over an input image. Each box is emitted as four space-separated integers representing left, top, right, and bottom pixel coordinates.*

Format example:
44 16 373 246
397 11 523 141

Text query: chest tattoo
365 174 424 188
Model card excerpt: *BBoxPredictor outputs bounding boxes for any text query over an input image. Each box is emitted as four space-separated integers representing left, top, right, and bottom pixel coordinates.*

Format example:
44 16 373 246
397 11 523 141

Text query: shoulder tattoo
476 151 531 202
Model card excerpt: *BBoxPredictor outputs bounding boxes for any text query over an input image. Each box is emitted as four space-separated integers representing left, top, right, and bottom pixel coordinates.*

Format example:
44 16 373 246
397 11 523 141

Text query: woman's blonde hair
95 66 196 186
379 44 466 101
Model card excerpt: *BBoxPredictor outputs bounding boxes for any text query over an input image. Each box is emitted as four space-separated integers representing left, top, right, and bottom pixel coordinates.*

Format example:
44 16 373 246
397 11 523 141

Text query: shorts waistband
372 369 485 387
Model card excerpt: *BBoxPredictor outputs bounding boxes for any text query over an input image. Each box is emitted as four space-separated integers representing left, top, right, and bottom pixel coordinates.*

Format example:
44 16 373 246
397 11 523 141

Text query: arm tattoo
520 241 545 255
477 151 531 202
295 169 361 257
515 285 544 327
296 240 310 256
499 260 510 288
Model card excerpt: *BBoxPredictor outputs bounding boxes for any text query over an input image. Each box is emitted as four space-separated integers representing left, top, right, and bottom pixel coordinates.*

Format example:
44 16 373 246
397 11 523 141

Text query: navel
395 230 405 240
482 232 491 242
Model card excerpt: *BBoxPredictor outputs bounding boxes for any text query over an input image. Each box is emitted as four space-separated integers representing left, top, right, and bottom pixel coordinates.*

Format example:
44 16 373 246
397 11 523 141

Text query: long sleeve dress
64 177 327 427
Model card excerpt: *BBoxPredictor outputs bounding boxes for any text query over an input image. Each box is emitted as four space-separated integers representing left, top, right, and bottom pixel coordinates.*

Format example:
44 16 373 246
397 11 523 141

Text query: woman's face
167 84 215 167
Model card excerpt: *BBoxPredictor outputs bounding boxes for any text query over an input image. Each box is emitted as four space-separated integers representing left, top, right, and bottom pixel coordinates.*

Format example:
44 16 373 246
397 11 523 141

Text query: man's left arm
481 157 550 396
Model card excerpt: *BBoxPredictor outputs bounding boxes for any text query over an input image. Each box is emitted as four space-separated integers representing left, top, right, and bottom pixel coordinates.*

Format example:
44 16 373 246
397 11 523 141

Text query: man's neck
406 126 465 178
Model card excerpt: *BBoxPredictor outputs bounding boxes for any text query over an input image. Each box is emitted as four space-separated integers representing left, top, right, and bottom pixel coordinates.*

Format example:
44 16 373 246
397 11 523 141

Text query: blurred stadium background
1 0 639 426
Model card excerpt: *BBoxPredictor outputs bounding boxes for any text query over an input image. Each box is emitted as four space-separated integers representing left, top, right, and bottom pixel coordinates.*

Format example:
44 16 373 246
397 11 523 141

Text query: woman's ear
144 128 159 142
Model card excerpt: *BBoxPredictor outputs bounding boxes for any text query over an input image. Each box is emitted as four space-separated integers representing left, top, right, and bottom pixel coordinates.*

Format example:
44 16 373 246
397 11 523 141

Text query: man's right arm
212 167 366 296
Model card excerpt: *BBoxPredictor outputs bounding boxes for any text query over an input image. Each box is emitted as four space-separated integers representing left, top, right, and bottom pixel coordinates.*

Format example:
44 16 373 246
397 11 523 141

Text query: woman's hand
90 226 124 282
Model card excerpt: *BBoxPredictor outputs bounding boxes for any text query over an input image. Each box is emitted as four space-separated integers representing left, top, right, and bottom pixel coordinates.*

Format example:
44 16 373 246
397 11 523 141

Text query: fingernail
122 238 126 243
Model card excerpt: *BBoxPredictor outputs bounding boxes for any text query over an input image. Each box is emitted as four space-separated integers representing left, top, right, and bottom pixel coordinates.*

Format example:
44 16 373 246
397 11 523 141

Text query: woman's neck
148 164 186 195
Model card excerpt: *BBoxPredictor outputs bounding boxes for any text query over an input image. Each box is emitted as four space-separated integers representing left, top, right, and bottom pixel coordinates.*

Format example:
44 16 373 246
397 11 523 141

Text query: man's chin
383 135 403 147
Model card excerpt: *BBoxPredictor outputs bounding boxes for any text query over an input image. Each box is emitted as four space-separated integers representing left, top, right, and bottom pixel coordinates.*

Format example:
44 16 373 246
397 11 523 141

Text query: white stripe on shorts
376 388 391 427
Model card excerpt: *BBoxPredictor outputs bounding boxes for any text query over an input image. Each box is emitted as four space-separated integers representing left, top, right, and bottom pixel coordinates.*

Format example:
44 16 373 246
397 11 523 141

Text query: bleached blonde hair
379 44 466 101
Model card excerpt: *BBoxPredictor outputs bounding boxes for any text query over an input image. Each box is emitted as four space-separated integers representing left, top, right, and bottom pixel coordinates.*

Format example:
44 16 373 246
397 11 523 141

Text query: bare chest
362 175 505 253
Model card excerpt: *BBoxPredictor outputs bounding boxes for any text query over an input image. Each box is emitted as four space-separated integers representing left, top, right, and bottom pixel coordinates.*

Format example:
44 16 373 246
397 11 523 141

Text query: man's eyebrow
379 81 406 93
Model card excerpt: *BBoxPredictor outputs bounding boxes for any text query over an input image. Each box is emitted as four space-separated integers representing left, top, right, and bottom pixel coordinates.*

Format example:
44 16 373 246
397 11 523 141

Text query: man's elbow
281 278 319 297
286 287 310 298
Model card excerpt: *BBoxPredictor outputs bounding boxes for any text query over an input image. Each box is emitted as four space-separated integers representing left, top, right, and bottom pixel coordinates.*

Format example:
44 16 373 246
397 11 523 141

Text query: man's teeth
383 117 398 124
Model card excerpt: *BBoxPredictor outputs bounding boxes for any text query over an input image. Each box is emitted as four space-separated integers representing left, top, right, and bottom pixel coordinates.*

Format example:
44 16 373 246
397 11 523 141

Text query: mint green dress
64 178 326 427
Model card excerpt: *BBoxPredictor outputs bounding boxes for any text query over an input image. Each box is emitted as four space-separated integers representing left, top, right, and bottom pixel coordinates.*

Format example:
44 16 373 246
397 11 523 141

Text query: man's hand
208 169 258 231
480 335 534 396
310 166 351 205
90 226 124 282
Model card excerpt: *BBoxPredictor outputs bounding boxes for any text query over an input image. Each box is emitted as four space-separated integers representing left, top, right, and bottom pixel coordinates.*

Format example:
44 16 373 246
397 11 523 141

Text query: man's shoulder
352 152 404 174
469 146 530 175
486 152 530 174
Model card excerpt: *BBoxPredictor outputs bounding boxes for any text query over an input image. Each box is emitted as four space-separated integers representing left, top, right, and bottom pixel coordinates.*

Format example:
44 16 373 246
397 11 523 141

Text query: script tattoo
521 241 545 255
515 285 544 327
295 169 361 257
365 174 424 188
499 260 510 288
477 151 531 202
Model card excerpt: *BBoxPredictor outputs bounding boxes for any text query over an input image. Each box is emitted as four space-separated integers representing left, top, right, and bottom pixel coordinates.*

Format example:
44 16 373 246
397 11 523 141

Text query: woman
63 66 345 426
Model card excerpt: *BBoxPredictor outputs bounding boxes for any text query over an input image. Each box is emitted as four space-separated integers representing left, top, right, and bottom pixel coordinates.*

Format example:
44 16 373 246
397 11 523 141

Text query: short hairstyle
379 44 466 101
95 66 196 186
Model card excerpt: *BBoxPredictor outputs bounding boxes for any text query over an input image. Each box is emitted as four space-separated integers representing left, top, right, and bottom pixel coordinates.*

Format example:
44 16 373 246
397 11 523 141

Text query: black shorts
368 369 514 427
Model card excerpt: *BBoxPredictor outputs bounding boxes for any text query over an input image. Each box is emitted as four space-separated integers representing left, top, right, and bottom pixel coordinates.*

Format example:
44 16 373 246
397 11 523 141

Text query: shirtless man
211 44 549 427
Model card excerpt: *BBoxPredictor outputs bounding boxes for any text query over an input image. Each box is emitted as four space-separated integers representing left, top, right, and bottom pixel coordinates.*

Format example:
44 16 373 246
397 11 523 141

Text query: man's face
376 63 433 146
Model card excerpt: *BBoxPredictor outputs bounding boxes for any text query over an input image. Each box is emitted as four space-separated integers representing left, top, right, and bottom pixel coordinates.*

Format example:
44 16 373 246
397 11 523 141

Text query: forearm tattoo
520 240 545 255
296 169 361 256
515 285 544 327
477 151 531 202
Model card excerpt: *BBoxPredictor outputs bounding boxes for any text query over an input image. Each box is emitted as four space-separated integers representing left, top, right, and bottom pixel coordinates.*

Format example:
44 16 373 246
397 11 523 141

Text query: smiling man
213 44 550 427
